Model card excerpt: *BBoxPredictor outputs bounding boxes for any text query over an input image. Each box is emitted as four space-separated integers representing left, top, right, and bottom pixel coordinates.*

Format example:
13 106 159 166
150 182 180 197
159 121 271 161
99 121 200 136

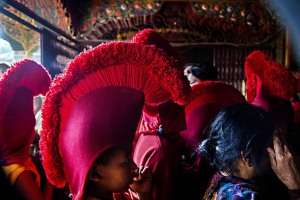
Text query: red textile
61 87 144 200
131 29 191 200
181 80 246 152
245 51 297 131
0 59 51 165
179 80 246 199
133 133 186 200
245 51 297 103
136 100 186 137
132 28 183 65
39 41 191 200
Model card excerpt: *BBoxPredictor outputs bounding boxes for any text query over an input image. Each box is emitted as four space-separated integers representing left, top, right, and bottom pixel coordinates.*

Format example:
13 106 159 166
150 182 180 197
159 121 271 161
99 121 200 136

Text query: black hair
198 103 275 176
0 63 9 71
184 62 218 81
93 146 120 166
87 146 120 181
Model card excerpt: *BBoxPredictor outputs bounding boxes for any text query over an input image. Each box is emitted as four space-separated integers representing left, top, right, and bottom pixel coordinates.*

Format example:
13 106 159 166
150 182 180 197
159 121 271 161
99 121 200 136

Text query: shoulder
206 176 262 200
217 181 260 199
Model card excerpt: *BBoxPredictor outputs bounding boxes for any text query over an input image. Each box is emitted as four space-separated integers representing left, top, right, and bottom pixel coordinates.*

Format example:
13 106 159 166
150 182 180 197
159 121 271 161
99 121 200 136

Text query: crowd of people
0 28 300 200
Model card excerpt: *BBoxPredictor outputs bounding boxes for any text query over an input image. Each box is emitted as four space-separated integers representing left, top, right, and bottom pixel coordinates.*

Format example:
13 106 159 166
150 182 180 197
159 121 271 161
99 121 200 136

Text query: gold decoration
0 8 39 52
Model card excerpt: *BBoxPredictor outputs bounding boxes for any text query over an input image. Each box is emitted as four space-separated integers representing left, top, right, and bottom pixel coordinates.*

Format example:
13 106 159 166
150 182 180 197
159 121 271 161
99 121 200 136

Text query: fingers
268 129 291 169
274 129 292 155
267 147 276 169
134 166 152 181
268 129 284 169
273 130 285 157
140 167 152 178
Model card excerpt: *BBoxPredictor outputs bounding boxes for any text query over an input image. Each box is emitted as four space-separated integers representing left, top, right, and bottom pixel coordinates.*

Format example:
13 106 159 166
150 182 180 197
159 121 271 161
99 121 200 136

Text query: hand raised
267 129 300 190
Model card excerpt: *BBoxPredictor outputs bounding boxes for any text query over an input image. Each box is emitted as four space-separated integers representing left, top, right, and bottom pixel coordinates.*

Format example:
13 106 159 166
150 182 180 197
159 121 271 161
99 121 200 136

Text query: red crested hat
245 51 297 130
132 28 183 65
39 41 190 200
185 81 246 116
131 28 191 135
0 59 51 165
245 51 297 103
181 81 246 151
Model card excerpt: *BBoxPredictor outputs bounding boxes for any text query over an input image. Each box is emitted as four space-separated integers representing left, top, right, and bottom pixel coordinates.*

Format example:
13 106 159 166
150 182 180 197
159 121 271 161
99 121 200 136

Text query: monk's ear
88 164 102 181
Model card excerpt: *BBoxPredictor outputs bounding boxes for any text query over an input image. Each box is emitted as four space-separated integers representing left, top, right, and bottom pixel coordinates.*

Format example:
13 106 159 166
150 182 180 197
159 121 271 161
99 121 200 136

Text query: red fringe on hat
40 41 191 187
132 28 182 64
0 59 51 136
131 28 190 115
245 51 297 102
186 81 246 115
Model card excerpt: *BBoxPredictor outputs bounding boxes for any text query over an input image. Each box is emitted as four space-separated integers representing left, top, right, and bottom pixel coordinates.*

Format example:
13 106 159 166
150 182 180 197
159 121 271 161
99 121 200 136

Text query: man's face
183 66 192 77
184 65 200 86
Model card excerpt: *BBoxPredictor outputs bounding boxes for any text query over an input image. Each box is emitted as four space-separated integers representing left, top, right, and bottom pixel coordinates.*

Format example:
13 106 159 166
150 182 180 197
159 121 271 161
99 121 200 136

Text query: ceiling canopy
58 0 283 45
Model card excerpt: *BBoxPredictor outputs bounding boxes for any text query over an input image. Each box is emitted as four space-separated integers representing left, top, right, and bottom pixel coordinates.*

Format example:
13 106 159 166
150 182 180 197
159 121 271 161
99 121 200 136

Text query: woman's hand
267 129 300 190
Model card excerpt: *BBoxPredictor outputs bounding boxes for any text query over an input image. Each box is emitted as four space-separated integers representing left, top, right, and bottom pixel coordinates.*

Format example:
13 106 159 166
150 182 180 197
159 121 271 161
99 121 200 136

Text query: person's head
86 143 137 199
184 62 218 86
0 62 10 79
132 28 190 136
245 51 297 132
198 103 275 180
40 41 190 200
33 95 44 114
0 59 51 166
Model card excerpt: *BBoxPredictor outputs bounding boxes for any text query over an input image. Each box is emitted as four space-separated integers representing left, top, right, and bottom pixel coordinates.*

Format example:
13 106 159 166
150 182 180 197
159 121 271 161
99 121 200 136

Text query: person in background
183 64 192 79
0 62 10 79
31 95 44 156
243 51 300 200
130 28 191 200
198 103 300 200
183 62 218 86
244 51 297 133
198 49 298 200
245 50 300 160
0 59 53 200
180 62 246 199
39 37 189 200
33 95 45 133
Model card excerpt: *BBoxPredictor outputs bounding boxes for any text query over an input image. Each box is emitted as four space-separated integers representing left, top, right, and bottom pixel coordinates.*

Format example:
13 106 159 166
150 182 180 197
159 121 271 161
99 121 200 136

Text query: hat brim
0 59 51 142
245 51 297 102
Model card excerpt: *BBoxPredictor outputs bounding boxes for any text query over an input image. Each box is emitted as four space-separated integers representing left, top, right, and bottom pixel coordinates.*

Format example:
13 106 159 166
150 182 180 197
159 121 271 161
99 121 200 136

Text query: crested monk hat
0 59 51 165
132 28 183 66
245 50 297 103
131 28 191 134
245 51 297 129
181 80 246 152
39 41 190 200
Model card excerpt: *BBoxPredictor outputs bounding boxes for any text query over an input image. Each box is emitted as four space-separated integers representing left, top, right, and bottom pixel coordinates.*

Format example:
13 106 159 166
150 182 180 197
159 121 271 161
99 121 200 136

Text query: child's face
97 143 137 193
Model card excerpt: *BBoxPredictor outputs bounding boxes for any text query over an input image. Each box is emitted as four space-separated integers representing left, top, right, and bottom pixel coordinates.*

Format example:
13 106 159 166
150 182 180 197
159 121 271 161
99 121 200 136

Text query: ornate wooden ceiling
0 0 284 46
59 0 283 45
